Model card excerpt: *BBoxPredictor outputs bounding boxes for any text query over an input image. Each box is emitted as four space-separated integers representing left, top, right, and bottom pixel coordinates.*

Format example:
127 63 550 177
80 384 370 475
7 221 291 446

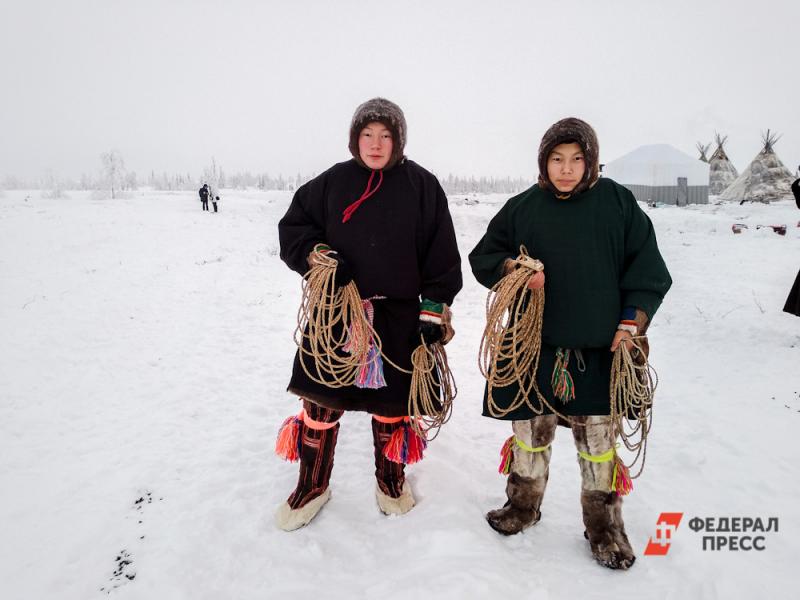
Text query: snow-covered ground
1 189 798 600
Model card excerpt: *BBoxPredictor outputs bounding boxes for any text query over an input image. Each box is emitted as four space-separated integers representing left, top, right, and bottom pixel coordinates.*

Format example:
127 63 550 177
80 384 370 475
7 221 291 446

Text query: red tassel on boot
383 422 427 465
275 413 303 462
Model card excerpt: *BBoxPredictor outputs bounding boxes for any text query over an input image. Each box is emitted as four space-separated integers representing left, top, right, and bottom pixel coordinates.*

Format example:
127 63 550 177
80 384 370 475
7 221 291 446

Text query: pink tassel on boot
275 413 303 462
498 436 515 475
612 455 633 496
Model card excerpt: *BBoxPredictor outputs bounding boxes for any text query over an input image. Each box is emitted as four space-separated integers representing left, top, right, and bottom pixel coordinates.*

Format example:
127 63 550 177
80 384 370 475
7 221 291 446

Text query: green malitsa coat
469 177 672 420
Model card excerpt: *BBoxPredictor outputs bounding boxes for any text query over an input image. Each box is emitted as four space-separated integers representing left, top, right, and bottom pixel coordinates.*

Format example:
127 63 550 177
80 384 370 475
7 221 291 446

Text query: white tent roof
603 144 710 186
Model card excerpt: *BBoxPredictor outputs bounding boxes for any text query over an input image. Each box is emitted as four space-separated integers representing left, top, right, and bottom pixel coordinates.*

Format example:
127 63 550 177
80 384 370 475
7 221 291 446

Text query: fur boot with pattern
372 417 415 515
486 415 557 535
572 415 636 569
275 401 342 531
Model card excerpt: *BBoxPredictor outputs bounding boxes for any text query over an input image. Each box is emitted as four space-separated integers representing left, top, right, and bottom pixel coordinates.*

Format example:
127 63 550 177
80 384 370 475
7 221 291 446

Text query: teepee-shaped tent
719 130 794 203
696 141 711 163
708 133 738 195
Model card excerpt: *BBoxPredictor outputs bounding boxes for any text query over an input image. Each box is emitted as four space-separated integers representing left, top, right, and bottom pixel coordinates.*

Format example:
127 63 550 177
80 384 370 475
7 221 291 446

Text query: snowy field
1 188 798 600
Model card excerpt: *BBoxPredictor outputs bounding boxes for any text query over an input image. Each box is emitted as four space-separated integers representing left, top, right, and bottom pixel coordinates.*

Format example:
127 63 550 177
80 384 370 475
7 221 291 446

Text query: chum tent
696 141 711 162
708 133 739 195
718 130 794 203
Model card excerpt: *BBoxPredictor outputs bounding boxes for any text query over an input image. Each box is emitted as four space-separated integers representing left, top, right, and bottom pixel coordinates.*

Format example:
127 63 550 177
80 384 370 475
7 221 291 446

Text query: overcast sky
2 0 799 182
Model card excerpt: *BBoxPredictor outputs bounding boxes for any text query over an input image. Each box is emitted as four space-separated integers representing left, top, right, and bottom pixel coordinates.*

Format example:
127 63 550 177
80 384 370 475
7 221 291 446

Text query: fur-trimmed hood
348 97 406 170
537 117 599 198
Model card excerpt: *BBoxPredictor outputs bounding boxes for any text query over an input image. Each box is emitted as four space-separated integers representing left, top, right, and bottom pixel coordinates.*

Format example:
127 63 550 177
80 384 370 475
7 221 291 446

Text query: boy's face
358 121 393 170
546 142 586 193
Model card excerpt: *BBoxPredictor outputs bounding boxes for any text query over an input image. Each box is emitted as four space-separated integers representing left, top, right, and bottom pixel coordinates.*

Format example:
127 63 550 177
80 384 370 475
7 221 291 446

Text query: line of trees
438 174 532 195
2 154 533 196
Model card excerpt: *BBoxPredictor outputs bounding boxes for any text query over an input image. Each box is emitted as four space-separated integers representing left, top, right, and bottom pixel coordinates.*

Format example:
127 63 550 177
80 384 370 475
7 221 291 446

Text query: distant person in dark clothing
199 184 210 211
213 195 219 213
783 178 800 316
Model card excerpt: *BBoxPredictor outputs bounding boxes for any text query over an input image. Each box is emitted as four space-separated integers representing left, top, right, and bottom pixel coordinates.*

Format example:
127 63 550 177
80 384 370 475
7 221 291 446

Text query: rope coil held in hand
479 246 547 418
609 336 657 480
479 246 657 481
295 247 456 440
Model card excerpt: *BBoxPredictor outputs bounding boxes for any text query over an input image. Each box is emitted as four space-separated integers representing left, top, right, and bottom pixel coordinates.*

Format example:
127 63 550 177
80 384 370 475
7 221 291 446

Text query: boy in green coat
469 118 671 570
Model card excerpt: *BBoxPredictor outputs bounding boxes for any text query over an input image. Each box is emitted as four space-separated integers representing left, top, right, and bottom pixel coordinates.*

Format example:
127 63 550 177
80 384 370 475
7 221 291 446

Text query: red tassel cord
341 170 384 223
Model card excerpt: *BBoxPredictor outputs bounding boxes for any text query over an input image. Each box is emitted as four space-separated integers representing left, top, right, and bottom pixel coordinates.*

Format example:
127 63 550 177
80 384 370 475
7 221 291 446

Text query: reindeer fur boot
486 472 545 535
572 415 636 569
486 415 556 535
581 491 635 570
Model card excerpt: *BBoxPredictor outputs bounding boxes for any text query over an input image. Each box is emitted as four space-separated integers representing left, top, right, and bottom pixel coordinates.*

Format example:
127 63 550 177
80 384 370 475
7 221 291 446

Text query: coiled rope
479 247 657 479
479 246 548 418
609 336 657 479
409 338 456 441
295 248 456 440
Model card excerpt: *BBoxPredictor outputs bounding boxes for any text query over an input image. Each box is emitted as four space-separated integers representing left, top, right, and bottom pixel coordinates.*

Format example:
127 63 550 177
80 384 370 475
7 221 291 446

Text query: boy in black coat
275 98 462 530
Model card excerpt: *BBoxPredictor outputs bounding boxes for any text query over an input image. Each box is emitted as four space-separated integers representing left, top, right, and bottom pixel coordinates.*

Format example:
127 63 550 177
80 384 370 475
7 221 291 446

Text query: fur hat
348 97 406 170
537 117 599 197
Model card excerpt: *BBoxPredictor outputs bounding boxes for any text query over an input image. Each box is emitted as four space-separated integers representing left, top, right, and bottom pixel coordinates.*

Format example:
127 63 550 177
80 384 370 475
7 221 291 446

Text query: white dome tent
602 143 710 205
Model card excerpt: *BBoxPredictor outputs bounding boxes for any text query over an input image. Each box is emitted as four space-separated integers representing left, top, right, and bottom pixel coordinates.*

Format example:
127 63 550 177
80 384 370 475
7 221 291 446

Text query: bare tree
202 157 220 197
124 171 138 191
41 168 66 199
100 150 125 199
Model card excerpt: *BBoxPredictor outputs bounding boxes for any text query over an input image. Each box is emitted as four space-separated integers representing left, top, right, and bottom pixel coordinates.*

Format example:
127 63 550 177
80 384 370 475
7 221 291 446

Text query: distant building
603 144 710 205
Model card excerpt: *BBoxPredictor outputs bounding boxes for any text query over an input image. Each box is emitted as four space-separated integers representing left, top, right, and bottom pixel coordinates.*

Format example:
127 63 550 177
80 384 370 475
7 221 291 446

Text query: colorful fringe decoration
498 435 515 474
383 422 427 465
551 347 575 402
275 413 303 462
498 435 550 475
612 455 633 496
343 298 387 390
356 342 386 388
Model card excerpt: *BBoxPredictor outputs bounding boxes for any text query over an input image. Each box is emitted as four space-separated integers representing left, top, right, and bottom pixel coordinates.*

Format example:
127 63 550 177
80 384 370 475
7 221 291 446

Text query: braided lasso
295 248 456 440
609 336 657 480
479 246 657 481
479 246 548 418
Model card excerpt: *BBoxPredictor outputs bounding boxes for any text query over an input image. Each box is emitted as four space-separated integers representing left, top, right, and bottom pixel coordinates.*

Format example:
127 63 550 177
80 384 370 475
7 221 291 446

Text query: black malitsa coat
278 158 463 416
